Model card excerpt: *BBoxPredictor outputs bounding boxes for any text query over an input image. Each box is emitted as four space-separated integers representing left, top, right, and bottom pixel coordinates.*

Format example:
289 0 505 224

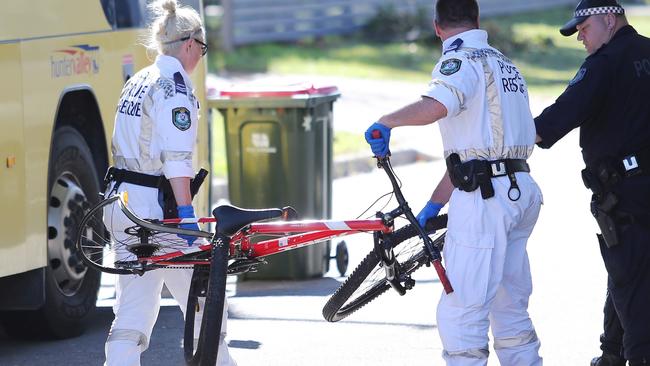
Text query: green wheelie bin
210 83 340 280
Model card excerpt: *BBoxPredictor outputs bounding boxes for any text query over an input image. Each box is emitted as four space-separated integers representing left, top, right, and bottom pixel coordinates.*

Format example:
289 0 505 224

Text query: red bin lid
218 82 338 98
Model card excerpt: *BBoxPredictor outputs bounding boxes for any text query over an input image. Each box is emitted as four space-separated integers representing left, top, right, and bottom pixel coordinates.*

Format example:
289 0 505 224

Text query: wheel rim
47 175 89 296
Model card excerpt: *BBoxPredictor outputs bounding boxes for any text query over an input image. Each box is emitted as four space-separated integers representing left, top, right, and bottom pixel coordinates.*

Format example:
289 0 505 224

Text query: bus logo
51 44 100 78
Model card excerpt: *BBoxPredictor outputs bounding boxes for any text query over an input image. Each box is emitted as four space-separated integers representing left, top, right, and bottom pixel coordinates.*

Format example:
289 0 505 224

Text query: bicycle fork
373 232 415 296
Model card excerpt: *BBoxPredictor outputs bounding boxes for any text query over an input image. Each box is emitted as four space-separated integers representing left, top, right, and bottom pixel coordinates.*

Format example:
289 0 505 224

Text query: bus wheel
3 127 102 339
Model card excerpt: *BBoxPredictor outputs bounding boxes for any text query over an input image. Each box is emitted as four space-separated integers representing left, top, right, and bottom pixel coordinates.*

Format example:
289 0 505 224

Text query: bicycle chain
159 265 195 270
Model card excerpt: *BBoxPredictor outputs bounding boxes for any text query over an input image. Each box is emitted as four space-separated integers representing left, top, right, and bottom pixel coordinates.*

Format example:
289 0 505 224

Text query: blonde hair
145 0 205 56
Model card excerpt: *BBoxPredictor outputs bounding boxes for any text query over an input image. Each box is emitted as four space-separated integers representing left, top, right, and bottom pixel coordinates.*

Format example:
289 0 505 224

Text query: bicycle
76 156 451 366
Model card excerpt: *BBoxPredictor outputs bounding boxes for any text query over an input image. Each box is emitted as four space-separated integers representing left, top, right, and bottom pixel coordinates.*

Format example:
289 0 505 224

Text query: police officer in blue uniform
534 1 650 365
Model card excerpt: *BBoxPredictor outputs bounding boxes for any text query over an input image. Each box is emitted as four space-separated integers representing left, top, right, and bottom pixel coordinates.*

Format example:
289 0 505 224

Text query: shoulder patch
440 59 462 76
173 72 187 95
569 68 587 87
172 107 191 131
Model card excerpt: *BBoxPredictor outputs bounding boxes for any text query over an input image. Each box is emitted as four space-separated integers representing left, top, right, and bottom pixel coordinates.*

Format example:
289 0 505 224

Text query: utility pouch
581 167 603 195
476 168 495 199
590 193 620 248
446 154 496 198
159 168 209 219
446 153 480 192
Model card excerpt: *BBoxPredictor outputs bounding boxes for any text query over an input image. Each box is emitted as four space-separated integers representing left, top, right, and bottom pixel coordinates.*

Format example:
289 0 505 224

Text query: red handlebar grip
371 130 381 139
432 259 454 294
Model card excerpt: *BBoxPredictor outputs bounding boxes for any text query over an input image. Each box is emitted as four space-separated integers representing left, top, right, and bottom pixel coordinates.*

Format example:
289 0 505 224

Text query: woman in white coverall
365 0 543 365
102 1 236 365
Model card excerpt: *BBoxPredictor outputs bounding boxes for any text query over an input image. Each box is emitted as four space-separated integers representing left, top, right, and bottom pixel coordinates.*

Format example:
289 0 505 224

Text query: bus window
104 0 200 30
115 0 148 29
100 0 116 27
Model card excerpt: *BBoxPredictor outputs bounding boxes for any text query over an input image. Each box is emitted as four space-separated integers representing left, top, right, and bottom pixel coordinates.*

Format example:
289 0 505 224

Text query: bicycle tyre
183 267 208 365
322 215 447 322
184 236 229 366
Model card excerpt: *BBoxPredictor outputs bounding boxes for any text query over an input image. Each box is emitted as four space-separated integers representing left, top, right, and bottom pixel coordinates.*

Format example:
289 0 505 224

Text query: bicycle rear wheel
75 195 203 275
322 218 446 322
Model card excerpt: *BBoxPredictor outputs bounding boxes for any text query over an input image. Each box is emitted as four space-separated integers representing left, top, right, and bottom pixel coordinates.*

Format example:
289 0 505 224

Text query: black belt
483 158 529 201
616 146 650 178
446 155 530 201
102 167 163 195
486 159 530 177
583 145 650 195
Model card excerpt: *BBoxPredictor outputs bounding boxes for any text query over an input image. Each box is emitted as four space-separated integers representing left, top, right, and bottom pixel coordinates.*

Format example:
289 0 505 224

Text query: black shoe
591 353 627 366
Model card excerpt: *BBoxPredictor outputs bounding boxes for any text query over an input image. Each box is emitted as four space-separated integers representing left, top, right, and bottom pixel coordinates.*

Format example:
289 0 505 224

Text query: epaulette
444 38 464 55
173 72 187 95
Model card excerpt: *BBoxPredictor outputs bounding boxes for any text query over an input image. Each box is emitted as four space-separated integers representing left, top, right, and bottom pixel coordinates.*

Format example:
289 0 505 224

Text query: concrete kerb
211 148 436 202
333 148 436 178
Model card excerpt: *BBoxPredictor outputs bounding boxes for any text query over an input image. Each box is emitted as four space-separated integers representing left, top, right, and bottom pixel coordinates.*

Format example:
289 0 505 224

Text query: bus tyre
4 127 102 339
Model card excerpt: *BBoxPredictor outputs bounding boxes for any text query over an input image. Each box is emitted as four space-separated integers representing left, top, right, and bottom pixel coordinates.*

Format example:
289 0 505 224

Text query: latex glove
416 201 444 229
177 205 199 246
364 122 391 158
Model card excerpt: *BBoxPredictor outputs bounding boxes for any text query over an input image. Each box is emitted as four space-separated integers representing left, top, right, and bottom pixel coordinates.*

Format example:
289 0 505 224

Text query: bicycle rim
75 196 199 275
322 224 445 322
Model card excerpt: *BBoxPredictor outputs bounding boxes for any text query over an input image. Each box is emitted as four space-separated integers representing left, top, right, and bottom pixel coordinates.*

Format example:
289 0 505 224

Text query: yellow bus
0 0 208 338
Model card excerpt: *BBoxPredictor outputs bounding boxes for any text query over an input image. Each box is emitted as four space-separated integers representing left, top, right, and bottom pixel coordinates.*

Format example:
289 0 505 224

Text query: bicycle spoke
76 195 211 275
323 223 446 322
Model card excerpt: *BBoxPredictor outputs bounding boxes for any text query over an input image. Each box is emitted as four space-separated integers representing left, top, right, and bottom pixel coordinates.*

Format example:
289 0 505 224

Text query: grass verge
207 5 650 176
209 6 650 96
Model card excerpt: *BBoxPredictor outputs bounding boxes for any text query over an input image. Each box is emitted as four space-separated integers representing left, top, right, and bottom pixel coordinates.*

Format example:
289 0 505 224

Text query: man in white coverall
102 1 236 365
365 0 543 365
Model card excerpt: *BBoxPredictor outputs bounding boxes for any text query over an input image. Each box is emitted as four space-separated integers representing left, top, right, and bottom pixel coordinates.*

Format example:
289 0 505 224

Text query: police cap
560 0 625 37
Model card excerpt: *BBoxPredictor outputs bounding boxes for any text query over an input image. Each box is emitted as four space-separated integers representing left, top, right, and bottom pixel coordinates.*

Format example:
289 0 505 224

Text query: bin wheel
335 241 349 276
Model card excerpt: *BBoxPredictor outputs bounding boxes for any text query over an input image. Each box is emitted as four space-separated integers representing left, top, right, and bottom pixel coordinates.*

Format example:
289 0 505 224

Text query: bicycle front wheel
322 219 446 322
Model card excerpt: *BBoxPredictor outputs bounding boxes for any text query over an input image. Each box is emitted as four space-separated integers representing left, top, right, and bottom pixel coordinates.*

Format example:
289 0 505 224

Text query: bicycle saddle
212 204 295 236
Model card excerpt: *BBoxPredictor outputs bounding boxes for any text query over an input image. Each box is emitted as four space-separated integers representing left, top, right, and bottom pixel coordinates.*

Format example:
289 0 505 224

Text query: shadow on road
233 276 343 297
0 306 189 366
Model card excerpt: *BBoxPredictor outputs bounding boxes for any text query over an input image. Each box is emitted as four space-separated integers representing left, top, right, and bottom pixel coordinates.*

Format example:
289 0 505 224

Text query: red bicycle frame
106 154 452 294
140 217 392 264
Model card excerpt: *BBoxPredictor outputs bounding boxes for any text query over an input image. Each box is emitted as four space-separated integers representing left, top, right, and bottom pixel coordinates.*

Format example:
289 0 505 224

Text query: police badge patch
440 59 462 76
172 107 191 131
569 68 587 87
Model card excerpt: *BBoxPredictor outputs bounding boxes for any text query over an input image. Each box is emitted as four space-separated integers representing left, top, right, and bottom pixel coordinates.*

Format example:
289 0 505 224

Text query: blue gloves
177 205 199 246
416 201 444 229
364 122 391 158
